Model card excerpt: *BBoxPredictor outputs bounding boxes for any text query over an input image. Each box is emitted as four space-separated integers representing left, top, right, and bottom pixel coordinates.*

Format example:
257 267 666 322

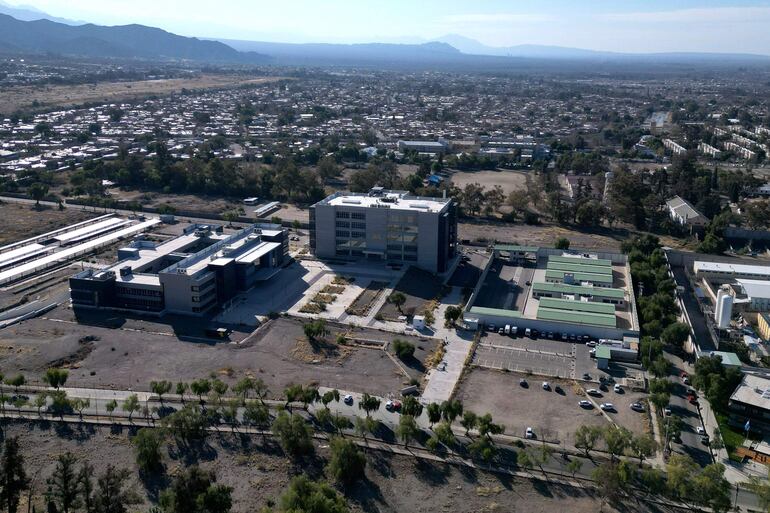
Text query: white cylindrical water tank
716 292 733 329
715 287 726 324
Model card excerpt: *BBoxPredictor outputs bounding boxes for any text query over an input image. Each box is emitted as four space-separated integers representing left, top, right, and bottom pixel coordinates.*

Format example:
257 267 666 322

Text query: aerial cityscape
2 1 770 512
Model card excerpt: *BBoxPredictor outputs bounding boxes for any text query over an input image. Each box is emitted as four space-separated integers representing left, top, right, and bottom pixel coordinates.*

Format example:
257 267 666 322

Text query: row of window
335 211 366 220
336 231 366 239
116 286 162 297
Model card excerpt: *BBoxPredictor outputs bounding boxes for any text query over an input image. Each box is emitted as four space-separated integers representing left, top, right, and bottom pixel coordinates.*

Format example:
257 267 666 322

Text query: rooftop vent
119 266 132 277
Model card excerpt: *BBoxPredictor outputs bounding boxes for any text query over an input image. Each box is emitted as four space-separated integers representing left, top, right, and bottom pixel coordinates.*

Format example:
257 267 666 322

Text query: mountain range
0 13 267 63
0 7 769 67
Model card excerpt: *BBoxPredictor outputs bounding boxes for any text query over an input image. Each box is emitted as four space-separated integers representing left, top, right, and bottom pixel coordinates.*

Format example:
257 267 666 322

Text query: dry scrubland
0 75 285 113
0 201 98 246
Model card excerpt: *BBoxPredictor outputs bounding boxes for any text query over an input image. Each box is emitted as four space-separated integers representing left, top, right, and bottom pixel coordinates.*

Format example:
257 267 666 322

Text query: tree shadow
167 438 218 466
413 458 450 486
139 468 171 503
345 475 386 513
532 478 554 498
367 450 394 478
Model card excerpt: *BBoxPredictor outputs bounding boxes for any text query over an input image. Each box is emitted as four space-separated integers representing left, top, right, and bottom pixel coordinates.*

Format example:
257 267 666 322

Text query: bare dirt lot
3 421 619 513
459 221 626 252
0 314 434 398
455 368 651 447
377 267 444 321
0 202 97 246
450 169 528 196
0 75 285 113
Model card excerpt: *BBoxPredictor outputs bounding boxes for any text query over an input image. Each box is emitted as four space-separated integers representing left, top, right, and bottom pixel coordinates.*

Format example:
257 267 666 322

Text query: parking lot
473 331 598 380
456 367 651 447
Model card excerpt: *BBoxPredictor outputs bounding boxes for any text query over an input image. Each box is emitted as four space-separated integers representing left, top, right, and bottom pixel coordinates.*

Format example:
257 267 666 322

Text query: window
403 254 417 261
387 244 402 251
351 222 366 230
351 212 365 220
335 221 350 228
351 231 365 239
192 296 200 303
335 230 349 238
404 245 417 253
336 211 350 219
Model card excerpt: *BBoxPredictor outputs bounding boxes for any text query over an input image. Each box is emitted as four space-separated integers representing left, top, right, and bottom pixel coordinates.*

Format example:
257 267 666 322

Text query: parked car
542 382 551 391
343 394 354 405
586 388 601 396
586 341 597 348
683 376 691 385
696 426 706 435
578 400 593 408
613 384 623 393
582 373 591 381
600 403 615 411
519 378 529 388
525 427 535 439
630 402 645 412
663 407 672 416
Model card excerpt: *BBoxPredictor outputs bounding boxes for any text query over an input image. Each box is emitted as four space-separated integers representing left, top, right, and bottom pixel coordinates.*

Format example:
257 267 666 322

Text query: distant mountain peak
0 0 85 25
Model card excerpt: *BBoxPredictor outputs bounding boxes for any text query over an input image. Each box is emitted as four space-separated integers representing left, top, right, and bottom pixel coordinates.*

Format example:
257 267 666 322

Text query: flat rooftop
110 231 207 280
731 373 770 410
694 261 770 277
317 190 451 214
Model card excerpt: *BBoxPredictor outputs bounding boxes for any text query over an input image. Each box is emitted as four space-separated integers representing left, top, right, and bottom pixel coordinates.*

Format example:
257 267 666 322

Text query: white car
542 382 551 390
586 388 601 396
663 407 672 416
578 400 593 408
630 402 645 412
586 341 597 347
525 427 534 439
343 394 354 405
613 384 623 393
600 403 615 411
697 426 706 435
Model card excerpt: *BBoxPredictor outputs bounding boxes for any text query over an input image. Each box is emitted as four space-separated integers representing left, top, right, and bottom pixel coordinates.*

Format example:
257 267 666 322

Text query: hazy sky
10 0 770 54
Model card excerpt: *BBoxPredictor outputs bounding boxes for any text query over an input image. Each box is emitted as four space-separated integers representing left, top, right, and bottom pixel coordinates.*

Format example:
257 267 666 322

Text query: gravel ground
0 202 98 246
456 368 651 446
0 314 432 398
1 421 624 513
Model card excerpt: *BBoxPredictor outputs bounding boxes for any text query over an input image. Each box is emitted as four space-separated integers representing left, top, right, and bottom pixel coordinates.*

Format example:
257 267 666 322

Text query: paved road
671 266 716 352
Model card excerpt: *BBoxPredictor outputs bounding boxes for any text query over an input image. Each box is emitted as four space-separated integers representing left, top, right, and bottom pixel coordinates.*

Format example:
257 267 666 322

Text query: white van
504 325 511 335
525 328 531 337
511 326 518 337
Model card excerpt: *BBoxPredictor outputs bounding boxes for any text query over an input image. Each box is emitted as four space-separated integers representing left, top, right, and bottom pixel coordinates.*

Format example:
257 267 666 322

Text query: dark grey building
70 223 288 316
310 188 457 273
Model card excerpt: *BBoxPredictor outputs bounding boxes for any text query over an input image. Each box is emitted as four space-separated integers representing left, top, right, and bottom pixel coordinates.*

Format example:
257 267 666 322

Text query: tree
34 393 47 417
354 416 378 441
358 394 381 418
567 458 583 478
267 476 348 513
303 319 328 343
666 453 698 500
46 452 80 513
397 415 419 448
284 383 304 411
5 374 25 393
221 210 239 227
327 437 366 486
661 322 690 348
105 399 118 420
320 389 340 408
391 339 415 360
628 434 657 466
460 411 478 436
400 395 423 417
242 400 270 433
122 394 140 422
692 463 731 513
43 368 68 389
176 382 189 402
78 462 95 513
133 428 164 473
29 182 49 206
592 461 634 508
426 402 442 428
159 466 232 513
468 436 496 462
476 413 504 439
94 466 140 513
190 379 211 402
272 412 313 458
0 437 29 513
574 425 602 458
434 422 456 449
554 237 570 250
444 305 462 327
440 399 463 423
603 426 632 461
150 380 173 404
72 398 90 420
387 292 406 314
161 404 209 443
233 377 255 403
